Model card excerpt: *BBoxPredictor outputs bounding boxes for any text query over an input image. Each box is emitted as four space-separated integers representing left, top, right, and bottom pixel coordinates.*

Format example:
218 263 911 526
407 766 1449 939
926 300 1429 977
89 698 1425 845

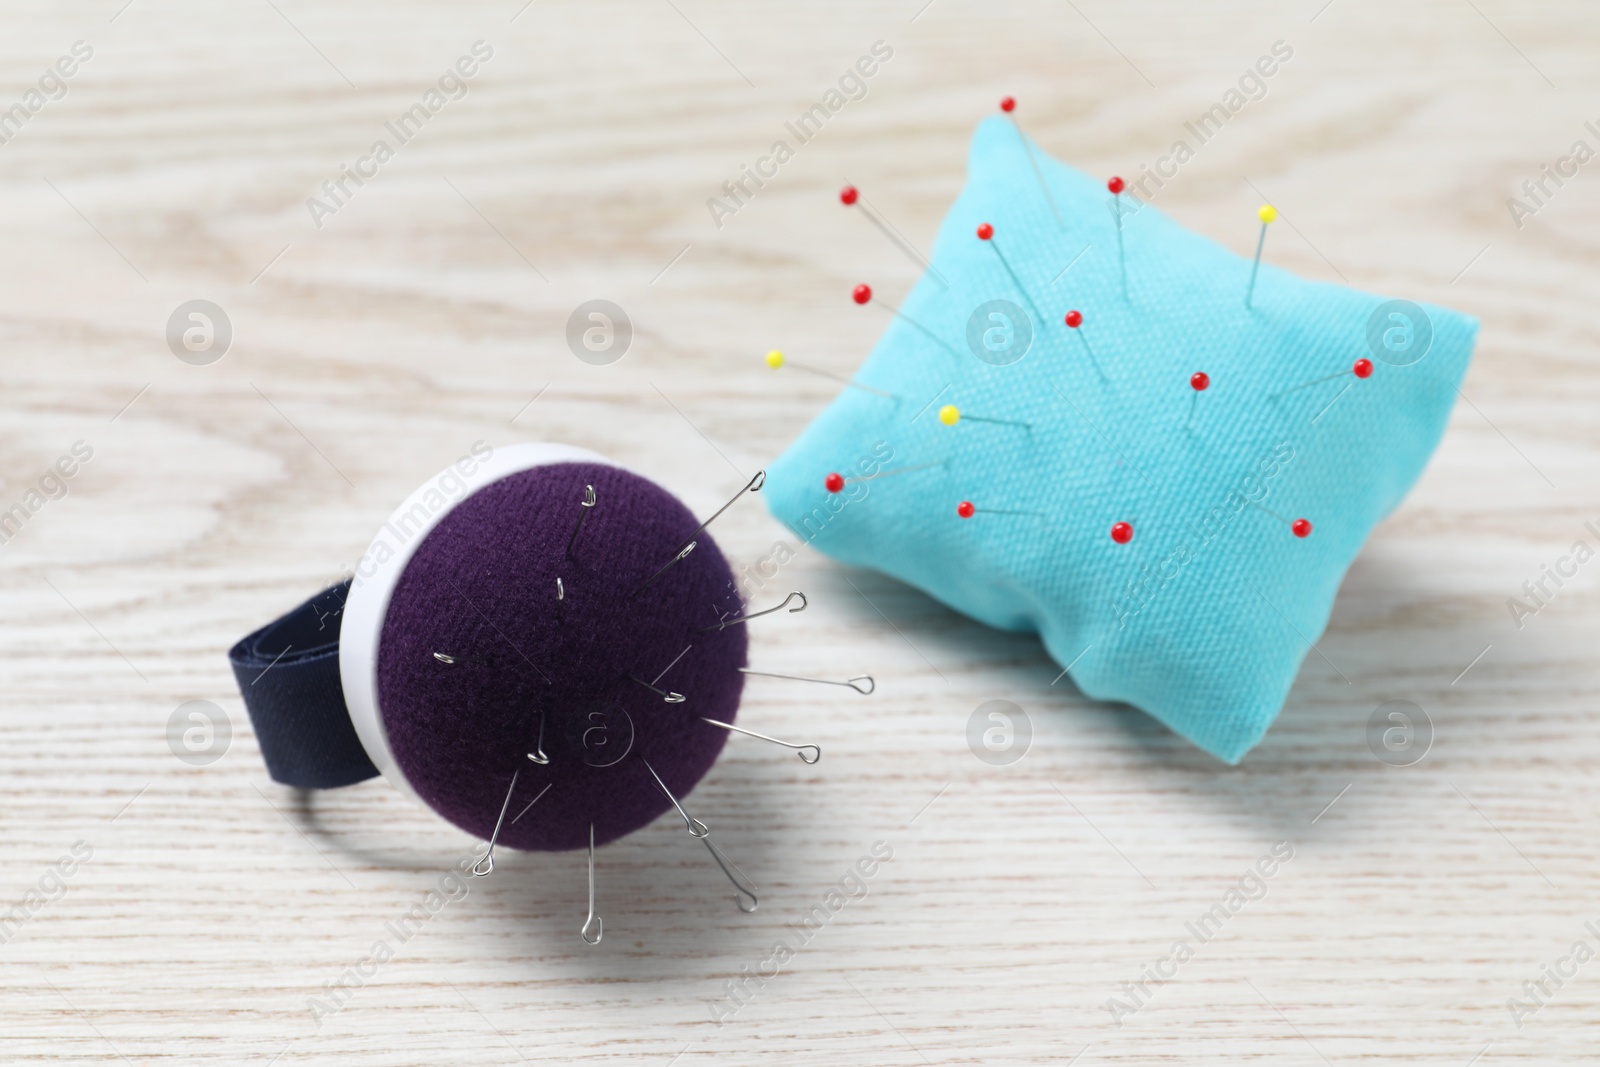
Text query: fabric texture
229 581 379 788
377 462 747 851
765 116 1476 763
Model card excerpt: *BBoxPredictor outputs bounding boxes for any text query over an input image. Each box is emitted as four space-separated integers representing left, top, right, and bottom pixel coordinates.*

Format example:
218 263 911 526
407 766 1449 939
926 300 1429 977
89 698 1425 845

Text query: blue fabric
765 116 1476 763
229 581 379 788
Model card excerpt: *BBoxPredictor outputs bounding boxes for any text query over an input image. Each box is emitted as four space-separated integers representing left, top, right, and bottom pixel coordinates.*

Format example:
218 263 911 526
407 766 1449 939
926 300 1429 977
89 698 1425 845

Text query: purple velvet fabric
376 462 747 851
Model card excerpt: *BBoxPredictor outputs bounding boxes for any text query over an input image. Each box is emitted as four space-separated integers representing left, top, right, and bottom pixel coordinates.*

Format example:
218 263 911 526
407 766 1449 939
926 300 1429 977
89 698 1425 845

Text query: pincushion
375 460 746 851
232 444 748 856
765 116 1477 763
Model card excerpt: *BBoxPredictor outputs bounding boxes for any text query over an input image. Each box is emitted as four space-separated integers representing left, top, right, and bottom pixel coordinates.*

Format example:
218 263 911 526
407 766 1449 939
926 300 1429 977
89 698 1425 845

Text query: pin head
938 404 961 426
999 96 1015 113
1353 358 1373 379
824 472 845 493
1292 518 1312 538
853 283 872 305
1111 521 1133 544
765 349 784 369
1190 372 1210 391
1108 176 1125 195
839 185 858 206
1258 204 1277 224
957 500 976 518
1064 310 1083 329
976 222 994 241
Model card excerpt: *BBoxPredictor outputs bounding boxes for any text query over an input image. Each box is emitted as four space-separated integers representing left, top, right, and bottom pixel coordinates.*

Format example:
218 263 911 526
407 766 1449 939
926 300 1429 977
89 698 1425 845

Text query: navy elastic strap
227 581 379 789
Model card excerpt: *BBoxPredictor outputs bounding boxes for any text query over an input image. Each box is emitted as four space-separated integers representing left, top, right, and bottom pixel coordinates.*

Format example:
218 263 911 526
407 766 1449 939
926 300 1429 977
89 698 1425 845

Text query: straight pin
1186 372 1209 431
629 673 685 703
527 708 549 765
739 667 874 694
1248 501 1313 538
566 484 596 558
1108 177 1128 300
853 284 964 360
700 716 821 763
764 349 899 399
471 766 520 877
1246 204 1276 309
632 469 766 598
433 650 492 668
824 461 945 493
700 591 806 633
976 223 1046 325
956 500 1047 520
938 403 1030 431
681 470 766 547
1270 358 1373 400
581 823 602 944
999 97 1064 228
1063 310 1108 382
839 184 947 287
640 756 709 838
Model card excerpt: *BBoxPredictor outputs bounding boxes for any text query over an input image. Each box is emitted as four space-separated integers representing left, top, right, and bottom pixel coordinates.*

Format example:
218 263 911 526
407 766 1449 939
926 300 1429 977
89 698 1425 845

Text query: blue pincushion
765 116 1476 763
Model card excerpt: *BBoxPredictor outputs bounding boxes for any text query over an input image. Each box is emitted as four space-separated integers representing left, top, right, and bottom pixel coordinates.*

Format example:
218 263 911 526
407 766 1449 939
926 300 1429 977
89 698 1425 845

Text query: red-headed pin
840 184 946 285
824 461 944 494
957 499 1045 520
998 96 1063 227
1108 176 1128 300
853 283 963 360
1063 310 1108 382
1110 521 1134 544
1186 371 1209 430
977 222 1045 324
1247 500 1312 538
1271 358 1376 400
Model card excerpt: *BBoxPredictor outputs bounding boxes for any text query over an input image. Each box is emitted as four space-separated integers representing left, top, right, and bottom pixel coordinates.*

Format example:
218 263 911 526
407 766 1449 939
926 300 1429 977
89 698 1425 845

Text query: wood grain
1 0 1597 1062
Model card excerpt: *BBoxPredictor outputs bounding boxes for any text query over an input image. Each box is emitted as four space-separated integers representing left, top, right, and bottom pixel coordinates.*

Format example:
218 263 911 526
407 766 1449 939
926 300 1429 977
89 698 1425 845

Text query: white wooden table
1 0 1596 1062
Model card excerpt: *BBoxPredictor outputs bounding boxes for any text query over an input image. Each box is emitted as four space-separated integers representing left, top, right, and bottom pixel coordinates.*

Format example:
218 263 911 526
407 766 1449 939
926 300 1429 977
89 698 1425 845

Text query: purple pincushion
375 462 747 851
